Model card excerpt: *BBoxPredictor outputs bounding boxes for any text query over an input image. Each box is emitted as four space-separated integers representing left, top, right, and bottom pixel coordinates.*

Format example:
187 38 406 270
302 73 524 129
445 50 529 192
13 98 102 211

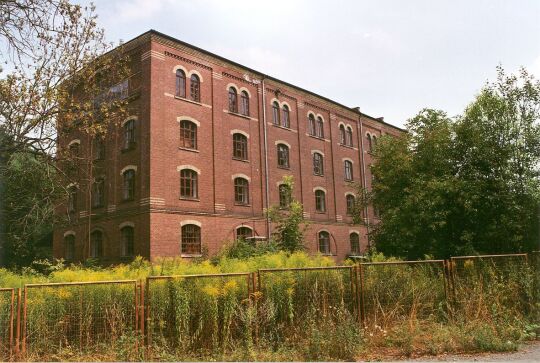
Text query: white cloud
530 55 540 79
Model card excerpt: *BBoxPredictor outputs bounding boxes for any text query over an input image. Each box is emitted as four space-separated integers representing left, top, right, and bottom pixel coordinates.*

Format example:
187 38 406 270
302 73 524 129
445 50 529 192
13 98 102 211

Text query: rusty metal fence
0 253 536 360
21 280 139 361
145 273 253 357
358 260 447 328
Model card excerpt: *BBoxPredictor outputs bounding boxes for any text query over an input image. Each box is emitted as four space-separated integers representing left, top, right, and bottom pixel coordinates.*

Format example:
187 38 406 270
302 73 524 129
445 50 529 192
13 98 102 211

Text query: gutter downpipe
358 116 371 250
261 78 271 239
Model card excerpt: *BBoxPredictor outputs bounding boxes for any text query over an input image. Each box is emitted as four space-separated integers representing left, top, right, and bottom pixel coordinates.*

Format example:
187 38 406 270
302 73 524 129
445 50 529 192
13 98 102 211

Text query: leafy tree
266 176 308 252
370 68 540 259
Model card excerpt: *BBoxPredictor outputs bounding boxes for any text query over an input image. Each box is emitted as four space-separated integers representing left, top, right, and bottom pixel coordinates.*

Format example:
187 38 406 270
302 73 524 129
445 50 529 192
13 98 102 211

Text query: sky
82 0 540 128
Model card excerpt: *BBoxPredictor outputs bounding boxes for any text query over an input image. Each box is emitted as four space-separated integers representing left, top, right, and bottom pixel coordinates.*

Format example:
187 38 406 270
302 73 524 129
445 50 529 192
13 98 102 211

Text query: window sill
181 253 203 258
307 134 326 141
228 111 251 120
339 143 354 149
179 197 200 202
315 211 327 214
121 146 136 153
178 147 199 153
344 179 354 183
235 203 251 207
322 253 337 257
175 96 202 106
272 124 293 131
314 173 324 177
277 165 290 170
232 157 249 163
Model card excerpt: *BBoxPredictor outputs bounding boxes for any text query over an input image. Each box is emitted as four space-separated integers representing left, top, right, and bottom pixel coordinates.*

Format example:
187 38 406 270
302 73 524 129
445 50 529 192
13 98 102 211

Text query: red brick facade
53 30 404 263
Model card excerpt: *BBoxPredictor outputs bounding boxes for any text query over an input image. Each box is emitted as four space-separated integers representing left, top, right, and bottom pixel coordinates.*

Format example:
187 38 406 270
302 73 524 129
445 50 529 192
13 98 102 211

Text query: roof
124 29 405 133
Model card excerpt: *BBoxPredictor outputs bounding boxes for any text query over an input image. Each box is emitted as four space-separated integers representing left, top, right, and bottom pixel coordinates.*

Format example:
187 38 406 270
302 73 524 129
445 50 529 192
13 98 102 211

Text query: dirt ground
398 340 540 362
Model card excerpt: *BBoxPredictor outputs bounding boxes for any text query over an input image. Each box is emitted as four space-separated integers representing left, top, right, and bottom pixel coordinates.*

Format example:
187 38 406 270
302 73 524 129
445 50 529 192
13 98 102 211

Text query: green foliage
214 239 279 260
266 176 308 253
370 67 540 259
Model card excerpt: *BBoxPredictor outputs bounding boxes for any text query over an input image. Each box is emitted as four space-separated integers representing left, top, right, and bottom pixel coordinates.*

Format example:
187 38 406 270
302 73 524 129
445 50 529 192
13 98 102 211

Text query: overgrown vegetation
0 251 537 361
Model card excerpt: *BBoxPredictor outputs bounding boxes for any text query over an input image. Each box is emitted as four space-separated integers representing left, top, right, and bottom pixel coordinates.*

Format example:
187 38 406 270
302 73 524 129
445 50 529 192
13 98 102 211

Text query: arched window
92 178 105 208
121 226 134 257
122 169 135 201
350 233 360 255
346 194 355 215
315 190 326 212
313 152 324 176
68 142 80 158
316 116 324 138
179 120 197 149
272 101 280 125
344 160 353 181
93 136 105 160
240 91 250 116
176 69 186 98
234 177 249 205
372 135 377 148
232 133 248 160
181 224 201 254
228 87 238 113
67 186 77 213
308 114 316 136
180 169 198 199
346 126 353 146
339 125 346 144
236 227 253 241
190 74 200 102
367 134 373 152
123 119 136 150
318 231 330 254
277 143 289 168
278 184 291 208
90 230 103 258
281 104 290 128
64 234 75 261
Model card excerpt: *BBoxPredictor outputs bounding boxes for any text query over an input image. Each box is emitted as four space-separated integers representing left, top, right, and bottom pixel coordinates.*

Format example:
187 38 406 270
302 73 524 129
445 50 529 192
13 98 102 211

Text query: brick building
53 30 404 263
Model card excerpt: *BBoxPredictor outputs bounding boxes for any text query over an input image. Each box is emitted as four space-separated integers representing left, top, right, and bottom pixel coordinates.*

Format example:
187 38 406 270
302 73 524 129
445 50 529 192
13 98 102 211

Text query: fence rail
0 253 536 360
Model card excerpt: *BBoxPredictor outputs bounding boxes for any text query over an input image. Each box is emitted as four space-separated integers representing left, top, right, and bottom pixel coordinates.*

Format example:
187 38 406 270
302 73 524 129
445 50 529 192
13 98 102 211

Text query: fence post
134 282 139 353
14 288 21 359
358 264 366 327
139 280 145 353
145 278 152 358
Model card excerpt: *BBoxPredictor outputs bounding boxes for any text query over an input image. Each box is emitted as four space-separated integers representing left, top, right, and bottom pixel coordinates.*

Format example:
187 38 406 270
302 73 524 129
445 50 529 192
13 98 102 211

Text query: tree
266 176 308 252
0 0 131 266
370 68 540 259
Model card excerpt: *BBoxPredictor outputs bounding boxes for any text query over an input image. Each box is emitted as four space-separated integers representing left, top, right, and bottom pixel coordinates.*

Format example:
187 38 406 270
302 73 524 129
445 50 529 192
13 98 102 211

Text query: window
228 87 238 113
232 133 248 160
67 186 77 213
278 184 291 208
372 135 377 148
181 224 201 254
277 144 289 168
240 91 250 116
281 105 290 128
272 101 280 125
122 169 135 201
176 69 186 97
93 137 105 160
180 169 198 199
344 160 353 181
123 120 135 150
90 230 103 258
179 120 197 149
346 127 353 146
64 235 75 261
367 134 373 152
346 194 355 215
190 74 200 102
374 204 381 218
339 125 346 144
121 226 134 257
308 114 316 136
92 178 105 208
236 227 253 241
316 116 324 138
350 233 360 255
313 152 324 176
234 177 249 204
318 231 330 254
315 190 326 212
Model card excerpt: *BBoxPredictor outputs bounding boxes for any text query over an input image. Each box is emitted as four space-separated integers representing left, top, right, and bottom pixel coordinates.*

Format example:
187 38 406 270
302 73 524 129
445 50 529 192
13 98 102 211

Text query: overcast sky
83 0 540 128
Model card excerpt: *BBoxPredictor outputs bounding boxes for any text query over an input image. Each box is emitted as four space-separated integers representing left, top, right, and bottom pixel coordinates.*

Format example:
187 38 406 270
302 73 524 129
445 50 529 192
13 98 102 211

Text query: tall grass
0 252 537 361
